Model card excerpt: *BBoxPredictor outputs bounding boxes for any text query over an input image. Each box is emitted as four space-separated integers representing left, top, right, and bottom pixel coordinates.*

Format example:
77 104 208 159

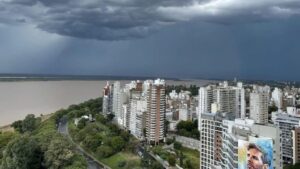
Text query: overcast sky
0 0 300 81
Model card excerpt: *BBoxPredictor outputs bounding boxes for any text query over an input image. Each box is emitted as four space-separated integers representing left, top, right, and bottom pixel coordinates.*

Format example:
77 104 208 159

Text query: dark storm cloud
1 0 300 40
8 0 37 6
0 6 5 12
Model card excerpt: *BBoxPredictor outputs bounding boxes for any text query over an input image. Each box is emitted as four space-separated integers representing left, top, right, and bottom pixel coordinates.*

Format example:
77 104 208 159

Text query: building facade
112 81 121 119
146 79 166 145
272 87 283 109
200 113 282 169
273 111 300 164
250 87 269 124
292 126 300 164
102 81 113 115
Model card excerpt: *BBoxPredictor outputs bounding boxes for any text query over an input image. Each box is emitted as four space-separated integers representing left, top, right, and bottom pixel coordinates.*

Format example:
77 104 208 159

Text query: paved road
58 116 107 169
136 144 168 169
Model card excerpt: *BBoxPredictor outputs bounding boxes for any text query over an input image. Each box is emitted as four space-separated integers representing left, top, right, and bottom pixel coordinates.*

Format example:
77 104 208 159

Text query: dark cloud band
1 0 300 40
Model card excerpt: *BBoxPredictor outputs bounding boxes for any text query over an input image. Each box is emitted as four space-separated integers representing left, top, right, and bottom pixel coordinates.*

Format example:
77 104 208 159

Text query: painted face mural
238 138 273 169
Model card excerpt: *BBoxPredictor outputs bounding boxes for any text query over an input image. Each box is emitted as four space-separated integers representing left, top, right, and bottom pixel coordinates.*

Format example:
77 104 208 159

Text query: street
58 116 106 169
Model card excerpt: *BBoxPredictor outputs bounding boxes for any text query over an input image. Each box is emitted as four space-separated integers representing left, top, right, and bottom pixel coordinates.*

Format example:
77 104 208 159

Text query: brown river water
0 80 214 126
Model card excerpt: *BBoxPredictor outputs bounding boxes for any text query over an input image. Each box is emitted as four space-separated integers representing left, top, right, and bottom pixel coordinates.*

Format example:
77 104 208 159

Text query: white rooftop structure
154 78 165 85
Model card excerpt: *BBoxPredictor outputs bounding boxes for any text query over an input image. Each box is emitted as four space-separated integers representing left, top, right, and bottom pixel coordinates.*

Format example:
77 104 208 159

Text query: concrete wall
175 135 200 151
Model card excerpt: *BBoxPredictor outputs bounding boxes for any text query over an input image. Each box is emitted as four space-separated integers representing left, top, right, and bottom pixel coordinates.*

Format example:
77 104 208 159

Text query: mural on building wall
238 138 273 169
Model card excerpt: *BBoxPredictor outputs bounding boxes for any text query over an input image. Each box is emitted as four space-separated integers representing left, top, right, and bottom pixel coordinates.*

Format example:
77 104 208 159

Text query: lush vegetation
152 144 199 169
0 112 87 169
1 97 186 169
1 97 163 169
0 98 103 169
180 147 200 169
140 155 164 169
268 105 278 114
166 85 199 96
63 97 145 169
69 113 142 169
101 152 141 169
176 120 200 140
64 97 103 120
0 132 17 163
284 163 300 169
11 114 41 133
268 105 279 122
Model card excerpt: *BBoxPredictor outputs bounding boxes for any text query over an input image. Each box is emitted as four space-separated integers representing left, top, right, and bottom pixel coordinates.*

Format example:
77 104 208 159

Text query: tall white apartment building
123 81 142 129
198 86 214 130
129 91 147 138
285 95 296 107
178 90 191 100
220 119 282 169
198 82 245 131
199 113 224 169
119 104 128 127
198 82 245 123
250 86 269 124
220 119 254 169
178 103 190 121
213 82 245 118
102 81 112 115
169 90 178 100
272 87 283 109
116 80 149 130
142 80 153 97
237 82 246 118
292 126 300 165
198 86 214 115
112 81 121 119
272 111 300 164
129 91 141 134
200 113 282 169
124 81 137 92
135 99 147 139
102 96 109 115
146 79 166 145
115 89 128 125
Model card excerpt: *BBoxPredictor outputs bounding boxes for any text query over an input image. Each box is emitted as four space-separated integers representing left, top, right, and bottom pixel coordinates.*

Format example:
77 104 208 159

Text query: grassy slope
180 147 200 168
68 119 141 169
34 115 88 168
0 114 87 169
151 145 200 169
101 152 141 169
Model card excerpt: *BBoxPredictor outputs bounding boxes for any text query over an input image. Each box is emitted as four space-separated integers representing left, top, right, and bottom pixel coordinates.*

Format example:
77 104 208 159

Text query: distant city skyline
0 0 300 81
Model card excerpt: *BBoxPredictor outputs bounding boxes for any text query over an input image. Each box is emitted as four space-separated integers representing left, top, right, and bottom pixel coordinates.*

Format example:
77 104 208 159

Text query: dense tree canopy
1 135 42 169
2 108 88 169
0 132 17 162
141 156 164 169
96 145 114 158
284 163 300 169
44 135 75 169
176 120 200 140
22 114 40 133
83 134 102 152
168 155 176 166
11 114 40 133
110 136 126 152
174 141 182 150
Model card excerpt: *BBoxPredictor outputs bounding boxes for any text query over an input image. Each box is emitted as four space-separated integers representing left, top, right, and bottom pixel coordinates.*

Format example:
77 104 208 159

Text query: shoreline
0 124 14 132
0 79 214 129
0 113 54 132
0 81 107 127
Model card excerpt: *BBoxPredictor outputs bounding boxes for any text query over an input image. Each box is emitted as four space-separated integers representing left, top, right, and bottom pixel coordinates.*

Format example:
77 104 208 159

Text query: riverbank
0 80 214 126
0 113 54 132
0 125 14 132
0 80 110 126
